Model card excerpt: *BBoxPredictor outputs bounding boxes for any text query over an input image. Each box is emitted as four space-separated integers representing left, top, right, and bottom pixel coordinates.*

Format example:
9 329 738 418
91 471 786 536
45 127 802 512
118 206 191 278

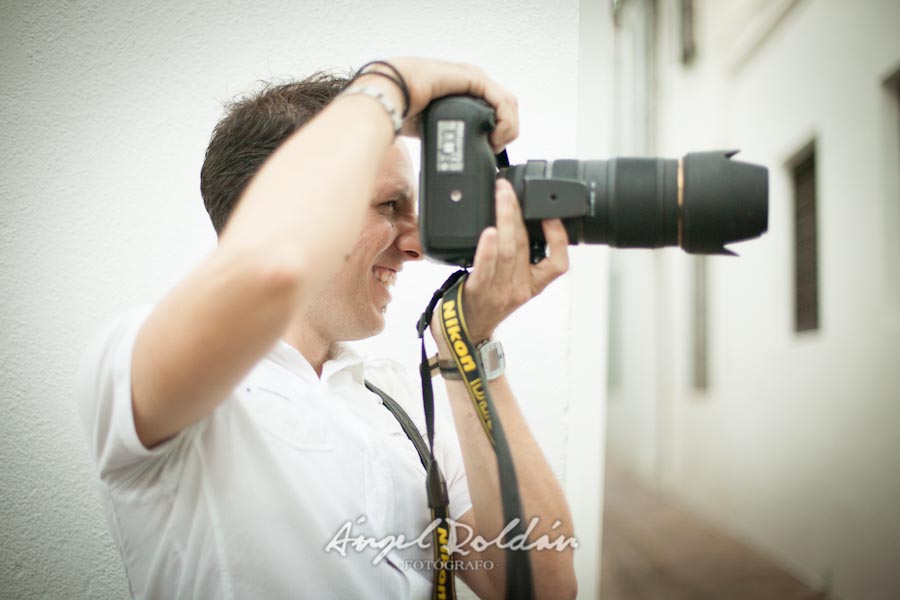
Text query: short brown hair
200 72 350 234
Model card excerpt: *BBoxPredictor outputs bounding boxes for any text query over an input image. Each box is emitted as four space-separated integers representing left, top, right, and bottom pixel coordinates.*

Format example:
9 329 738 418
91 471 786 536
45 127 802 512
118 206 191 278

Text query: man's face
303 140 422 342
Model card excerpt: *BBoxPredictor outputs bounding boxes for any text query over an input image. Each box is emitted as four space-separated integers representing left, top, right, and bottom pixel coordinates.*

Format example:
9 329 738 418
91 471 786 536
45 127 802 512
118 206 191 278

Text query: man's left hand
431 178 569 352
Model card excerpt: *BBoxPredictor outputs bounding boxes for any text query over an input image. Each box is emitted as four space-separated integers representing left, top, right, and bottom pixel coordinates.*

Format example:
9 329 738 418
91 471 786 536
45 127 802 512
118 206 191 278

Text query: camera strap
364 380 454 600
417 270 535 600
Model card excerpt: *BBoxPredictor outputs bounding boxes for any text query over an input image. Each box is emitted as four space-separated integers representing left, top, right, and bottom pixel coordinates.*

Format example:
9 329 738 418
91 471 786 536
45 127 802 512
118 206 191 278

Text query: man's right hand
354 58 519 153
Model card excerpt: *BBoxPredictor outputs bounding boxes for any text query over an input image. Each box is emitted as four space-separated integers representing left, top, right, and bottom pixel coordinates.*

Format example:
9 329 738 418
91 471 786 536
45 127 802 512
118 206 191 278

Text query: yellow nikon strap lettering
417 271 535 600
439 288 494 445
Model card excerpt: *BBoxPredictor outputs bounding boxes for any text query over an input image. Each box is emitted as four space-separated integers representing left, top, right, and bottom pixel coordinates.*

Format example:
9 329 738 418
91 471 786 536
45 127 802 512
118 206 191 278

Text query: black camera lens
501 150 768 256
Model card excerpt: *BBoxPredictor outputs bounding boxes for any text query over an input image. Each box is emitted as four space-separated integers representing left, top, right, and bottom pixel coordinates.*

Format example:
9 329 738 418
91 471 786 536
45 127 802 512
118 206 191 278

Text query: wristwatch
433 338 506 381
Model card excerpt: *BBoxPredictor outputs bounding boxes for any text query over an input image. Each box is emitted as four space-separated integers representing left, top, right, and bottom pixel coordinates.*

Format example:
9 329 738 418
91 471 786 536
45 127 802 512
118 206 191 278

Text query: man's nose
397 218 423 261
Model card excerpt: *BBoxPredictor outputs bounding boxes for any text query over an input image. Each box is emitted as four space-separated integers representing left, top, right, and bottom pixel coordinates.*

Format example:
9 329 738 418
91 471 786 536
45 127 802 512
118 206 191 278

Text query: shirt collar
270 340 366 384
322 344 366 383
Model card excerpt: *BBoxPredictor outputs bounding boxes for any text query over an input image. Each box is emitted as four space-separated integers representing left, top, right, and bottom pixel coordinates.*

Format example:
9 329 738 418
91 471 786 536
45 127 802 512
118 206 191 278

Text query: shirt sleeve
74 306 202 492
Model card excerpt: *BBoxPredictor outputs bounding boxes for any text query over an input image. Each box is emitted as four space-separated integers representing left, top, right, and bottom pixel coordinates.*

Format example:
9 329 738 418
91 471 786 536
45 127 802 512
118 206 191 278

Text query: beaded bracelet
339 84 403 134
354 60 411 118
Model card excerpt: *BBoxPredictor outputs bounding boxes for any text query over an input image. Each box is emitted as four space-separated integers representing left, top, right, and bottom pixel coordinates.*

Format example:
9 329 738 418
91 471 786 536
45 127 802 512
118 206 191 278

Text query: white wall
606 1 900 599
0 1 609 598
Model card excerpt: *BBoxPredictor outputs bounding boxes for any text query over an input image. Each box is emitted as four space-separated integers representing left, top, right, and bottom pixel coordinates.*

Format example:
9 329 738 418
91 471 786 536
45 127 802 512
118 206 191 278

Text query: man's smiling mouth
373 266 396 288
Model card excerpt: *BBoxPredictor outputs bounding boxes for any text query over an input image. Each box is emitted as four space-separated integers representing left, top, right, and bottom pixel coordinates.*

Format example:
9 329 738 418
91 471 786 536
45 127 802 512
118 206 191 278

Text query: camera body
419 96 500 267
419 96 769 266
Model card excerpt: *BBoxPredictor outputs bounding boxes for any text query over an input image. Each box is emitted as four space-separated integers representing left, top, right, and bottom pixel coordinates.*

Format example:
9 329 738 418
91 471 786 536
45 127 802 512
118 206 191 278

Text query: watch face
482 348 500 373
478 340 505 380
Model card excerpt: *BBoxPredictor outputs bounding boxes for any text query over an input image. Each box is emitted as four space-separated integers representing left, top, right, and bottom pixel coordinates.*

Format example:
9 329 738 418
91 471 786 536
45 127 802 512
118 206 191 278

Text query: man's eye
380 201 399 212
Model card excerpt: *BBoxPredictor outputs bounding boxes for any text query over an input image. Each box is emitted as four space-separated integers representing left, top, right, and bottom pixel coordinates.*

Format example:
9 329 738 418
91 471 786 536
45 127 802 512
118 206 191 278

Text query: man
76 58 576 599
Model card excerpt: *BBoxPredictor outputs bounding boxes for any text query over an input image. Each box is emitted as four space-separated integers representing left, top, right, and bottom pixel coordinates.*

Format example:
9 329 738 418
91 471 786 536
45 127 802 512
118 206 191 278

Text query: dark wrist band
438 360 464 380
354 60 410 118
427 338 506 381
427 354 463 380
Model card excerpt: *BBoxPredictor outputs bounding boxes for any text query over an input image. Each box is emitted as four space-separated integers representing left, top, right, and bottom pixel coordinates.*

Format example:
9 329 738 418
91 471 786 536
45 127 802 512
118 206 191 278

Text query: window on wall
692 255 708 390
680 0 696 65
893 72 900 155
889 69 900 167
791 142 819 333
880 66 900 309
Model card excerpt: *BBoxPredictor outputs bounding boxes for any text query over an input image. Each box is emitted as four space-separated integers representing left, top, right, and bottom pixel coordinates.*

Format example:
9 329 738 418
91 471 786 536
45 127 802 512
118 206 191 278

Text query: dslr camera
419 96 768 265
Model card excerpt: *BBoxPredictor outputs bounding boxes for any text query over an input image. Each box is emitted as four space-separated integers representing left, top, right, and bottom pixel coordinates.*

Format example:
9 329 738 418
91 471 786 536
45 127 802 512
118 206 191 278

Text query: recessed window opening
789 141 819 333
883 67 900 309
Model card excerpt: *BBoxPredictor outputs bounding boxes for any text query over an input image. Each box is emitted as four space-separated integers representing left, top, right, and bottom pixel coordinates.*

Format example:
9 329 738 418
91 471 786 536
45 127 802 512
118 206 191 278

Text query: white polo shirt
75 307 472 599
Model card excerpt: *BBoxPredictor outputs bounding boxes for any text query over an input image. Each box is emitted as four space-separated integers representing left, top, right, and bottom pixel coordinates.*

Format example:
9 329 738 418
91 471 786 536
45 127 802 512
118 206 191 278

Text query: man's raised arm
130 59 519 448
